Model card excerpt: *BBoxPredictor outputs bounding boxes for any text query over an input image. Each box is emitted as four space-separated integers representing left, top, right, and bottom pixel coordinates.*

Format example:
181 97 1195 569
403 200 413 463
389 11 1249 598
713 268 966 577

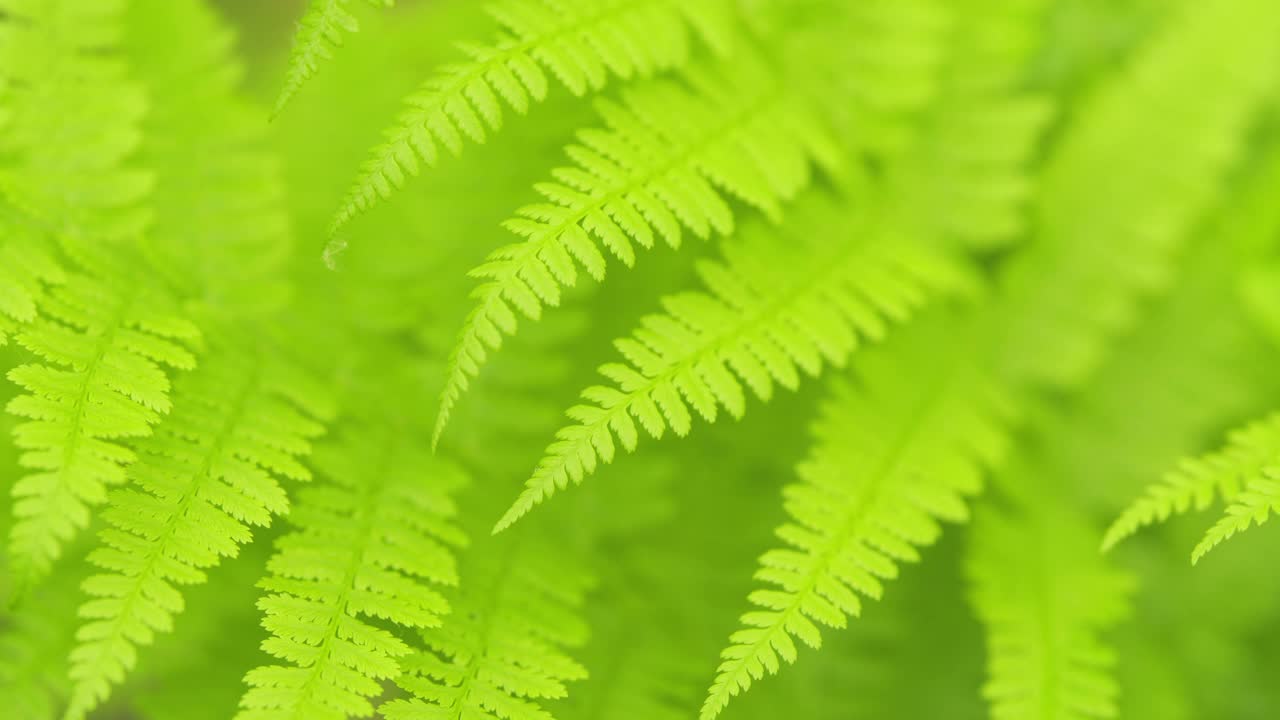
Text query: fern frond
994 0 1280 389
701 318 1015 719
276 0 395 116
330 0 735 235
6 253 199 597
434 57 841 444
496 191 971 532
127 0 295 317
237 423 468 720
1101 413 1280 553
380 534 591 720
968 504 1132 720
1193 469 1280 564
63 349 329 720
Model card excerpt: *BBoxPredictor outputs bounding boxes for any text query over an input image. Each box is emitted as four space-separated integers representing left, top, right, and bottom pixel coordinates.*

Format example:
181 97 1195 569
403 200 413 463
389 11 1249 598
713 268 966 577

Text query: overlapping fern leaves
382 532 591 720
1105 414 1280 564
237 422 468 720
701 0 1280 712
7 252 199 597
4 1 1280 719
434 55 842 443
63 348 328 720
497 191 970 532
702 319 1014 719
330 0 736 235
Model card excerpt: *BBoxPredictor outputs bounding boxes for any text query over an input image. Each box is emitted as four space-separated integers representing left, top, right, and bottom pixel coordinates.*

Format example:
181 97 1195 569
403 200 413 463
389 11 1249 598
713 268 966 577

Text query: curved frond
330 0 736 235
237 423 468 720
6 253 199 597
968 504 1132 720
276 0 395 116
380 534 591 720
434 57 841 443
497 191 970 532
701 318 1015 719
63 349 330 720
1101 413 1280 553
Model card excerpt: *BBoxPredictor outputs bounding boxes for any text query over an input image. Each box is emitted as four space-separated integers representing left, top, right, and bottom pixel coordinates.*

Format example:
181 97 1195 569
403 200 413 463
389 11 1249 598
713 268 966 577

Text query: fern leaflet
496 191 970 532
6 252 199 597
276 0 395 116
434 57 841 444
63 349 329 720
1194 468 1280 564
237 423 468 720
380 533 591 720
330 0 735 235
701 318 1015 719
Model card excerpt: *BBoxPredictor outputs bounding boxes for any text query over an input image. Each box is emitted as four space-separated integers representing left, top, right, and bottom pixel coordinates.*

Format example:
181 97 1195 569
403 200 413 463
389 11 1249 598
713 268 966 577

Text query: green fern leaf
62 349 330 720
380 533 591 720
701 318 1015 719
968 503 1132 720
6 252 199 597
1193 469 1280 564
276 0 395 116
237 423 468 720
496 191 971 533
329 0 735 235
433 56 841 444
1101 413 1280 554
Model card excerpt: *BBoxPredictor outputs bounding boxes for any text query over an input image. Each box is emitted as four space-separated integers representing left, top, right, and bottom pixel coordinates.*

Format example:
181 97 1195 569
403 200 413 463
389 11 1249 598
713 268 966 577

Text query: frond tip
702 319 1014 719
1193 474 1280 564
330 0 735 235
1102 413 1280 555
275 0 395 116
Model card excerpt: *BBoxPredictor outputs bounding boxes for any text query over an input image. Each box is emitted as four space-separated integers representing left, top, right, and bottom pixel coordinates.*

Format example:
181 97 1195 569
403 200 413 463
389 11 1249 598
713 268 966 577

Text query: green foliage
434 55 841 443
7 253 199 596
328 0 735 235
968 500 1133 720
276 0 395 116
5 0 1280 719
238 421 468 719
65 349 329 720
382 532 591 720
